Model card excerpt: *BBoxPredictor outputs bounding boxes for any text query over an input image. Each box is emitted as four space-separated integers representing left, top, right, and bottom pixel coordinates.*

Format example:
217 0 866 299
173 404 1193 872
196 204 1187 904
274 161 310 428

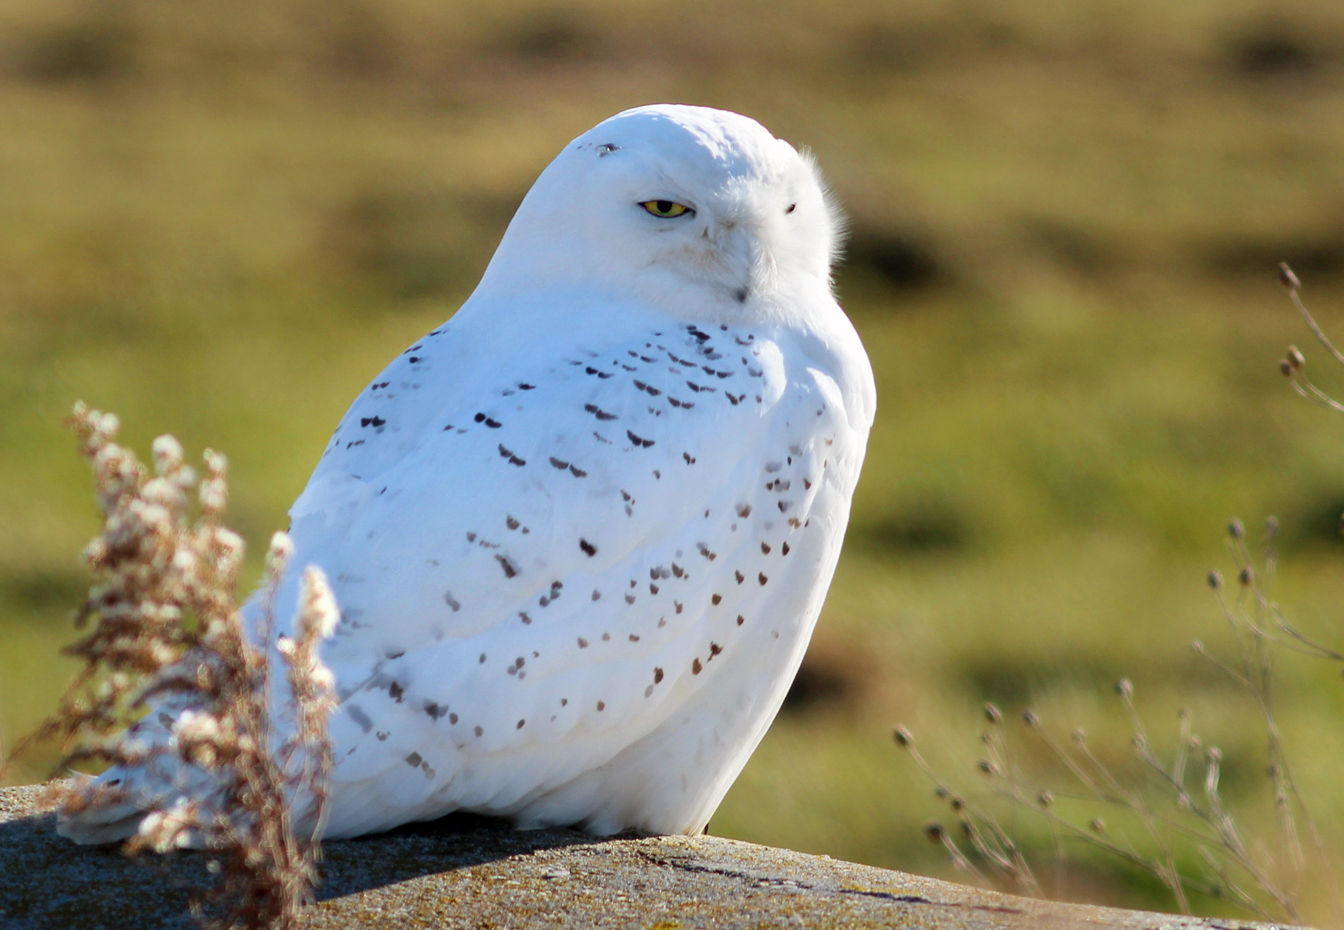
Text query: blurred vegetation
4 0 1344 922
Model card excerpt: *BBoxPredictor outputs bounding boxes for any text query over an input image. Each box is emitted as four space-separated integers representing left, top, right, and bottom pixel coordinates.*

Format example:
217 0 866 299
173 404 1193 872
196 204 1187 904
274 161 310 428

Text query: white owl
62 104 875 841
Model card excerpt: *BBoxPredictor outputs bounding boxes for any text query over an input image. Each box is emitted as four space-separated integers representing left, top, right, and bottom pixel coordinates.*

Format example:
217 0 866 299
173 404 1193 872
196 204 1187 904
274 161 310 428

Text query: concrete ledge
0 784 1301 929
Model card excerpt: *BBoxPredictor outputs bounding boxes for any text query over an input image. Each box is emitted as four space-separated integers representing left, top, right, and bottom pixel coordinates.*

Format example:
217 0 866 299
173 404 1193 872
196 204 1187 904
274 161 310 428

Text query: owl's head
480 105 843 322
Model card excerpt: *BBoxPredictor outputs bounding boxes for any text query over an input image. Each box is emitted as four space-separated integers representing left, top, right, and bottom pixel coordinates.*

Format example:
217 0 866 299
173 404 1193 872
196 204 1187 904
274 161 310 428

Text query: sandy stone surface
0 784 1302 929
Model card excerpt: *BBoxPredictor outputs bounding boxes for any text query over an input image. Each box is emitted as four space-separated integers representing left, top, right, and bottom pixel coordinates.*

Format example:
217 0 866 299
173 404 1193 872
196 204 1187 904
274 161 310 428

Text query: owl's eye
641 200 692 218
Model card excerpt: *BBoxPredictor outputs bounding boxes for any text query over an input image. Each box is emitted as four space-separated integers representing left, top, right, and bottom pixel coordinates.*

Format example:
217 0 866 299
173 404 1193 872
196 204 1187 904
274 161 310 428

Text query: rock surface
0 784 1301 929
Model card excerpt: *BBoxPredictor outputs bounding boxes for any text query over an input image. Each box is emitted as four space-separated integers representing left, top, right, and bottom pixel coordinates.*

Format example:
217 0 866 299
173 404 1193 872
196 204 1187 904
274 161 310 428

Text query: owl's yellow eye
641 200 691 218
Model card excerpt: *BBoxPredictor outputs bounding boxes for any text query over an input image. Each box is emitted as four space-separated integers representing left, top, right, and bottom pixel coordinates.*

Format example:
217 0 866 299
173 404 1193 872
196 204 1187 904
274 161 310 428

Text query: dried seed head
1265 515 1279 535
1090 817 1106 833
1238 566 1253 587
924 822 945 843
934 786 949 799
983 702 1002 724
1133 734 1148 752
893 726 913 748
1279 262 1301 291
1280 358 1294 377
1207 746 1223 763
297 565 340 641
1228 518 1244 540
949 795 964 811
1206 569 1222 589
1116 678 1133 699
1072 728 1087 744
1192 640 1204 653
1022 710 1040 728
1037 791 1053 808
1286 346 1305 371
151 435 185 474
266 532 294 580
977 759 996 776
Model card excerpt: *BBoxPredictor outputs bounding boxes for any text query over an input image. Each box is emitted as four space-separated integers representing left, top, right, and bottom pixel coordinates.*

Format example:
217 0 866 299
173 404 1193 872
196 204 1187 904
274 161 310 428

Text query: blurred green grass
5 0 1344 921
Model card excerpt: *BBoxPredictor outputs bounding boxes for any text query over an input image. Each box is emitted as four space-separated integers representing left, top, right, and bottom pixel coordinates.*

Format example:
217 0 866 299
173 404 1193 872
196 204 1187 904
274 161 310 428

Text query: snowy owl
62 104 875 841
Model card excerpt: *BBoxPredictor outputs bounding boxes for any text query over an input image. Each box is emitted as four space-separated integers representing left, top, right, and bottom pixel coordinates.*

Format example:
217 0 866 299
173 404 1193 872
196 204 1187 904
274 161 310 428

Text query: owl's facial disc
483 105 841 320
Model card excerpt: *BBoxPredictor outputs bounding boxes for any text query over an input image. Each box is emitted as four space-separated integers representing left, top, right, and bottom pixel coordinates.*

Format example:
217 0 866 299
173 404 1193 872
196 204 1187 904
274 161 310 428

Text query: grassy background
4 0 1344 921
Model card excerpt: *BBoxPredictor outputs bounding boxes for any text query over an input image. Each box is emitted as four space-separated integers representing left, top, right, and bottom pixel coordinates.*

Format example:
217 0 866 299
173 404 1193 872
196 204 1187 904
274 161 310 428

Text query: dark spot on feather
348 705 374 733
579 538 597 557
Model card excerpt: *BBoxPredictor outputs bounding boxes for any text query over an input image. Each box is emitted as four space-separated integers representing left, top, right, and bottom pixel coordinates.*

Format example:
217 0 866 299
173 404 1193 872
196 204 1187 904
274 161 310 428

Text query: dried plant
895 525 1331 922
894 267 1344 923
1278 262 1344 414
14 403 338 930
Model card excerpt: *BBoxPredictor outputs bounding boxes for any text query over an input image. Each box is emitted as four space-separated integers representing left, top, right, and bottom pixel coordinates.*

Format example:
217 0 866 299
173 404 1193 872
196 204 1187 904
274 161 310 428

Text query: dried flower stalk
19 403 337 930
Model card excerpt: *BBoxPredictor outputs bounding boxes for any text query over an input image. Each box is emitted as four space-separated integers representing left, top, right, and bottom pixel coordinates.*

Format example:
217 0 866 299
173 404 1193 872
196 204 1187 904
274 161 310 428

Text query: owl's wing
273 310 870 835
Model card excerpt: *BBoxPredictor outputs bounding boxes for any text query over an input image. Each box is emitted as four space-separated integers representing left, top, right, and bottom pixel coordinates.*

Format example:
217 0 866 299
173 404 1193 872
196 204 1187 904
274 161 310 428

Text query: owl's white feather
60 104 876 842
